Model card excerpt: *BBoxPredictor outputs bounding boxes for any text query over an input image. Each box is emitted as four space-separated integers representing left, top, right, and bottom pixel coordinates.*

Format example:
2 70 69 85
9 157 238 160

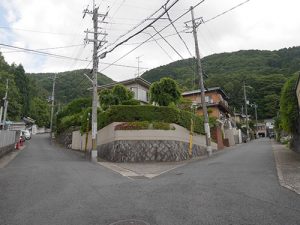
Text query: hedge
114 121 172 131
89 105 214 135
98 105 179 128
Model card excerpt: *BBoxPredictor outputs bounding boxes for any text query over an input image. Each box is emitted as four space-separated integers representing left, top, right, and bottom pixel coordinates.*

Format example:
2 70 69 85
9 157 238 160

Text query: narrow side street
0 135 299 225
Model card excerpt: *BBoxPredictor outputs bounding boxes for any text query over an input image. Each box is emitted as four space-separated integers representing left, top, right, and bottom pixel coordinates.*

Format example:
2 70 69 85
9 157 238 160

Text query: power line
0 26 81 36
2 44 84 53
100 0 205 73
105 0 178 52
143 32 174 61
119 0 251 47
151 26 184 59
0 43 148 70
165 10 193 57
185 0 251 24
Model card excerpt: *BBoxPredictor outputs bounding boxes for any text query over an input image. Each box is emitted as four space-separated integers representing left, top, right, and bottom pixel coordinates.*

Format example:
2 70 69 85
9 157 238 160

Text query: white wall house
97 77 151 103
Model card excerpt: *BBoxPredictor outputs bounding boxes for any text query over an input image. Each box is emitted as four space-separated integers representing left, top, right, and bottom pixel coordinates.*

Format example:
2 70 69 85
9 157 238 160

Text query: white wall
72 122 218 151
0 130 16 148
126 84 148 102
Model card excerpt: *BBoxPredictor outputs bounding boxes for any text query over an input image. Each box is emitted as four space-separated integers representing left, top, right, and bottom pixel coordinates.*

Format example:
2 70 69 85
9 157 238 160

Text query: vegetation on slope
142 47 300 119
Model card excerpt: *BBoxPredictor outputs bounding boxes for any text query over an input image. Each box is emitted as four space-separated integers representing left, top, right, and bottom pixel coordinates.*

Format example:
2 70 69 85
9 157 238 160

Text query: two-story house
97 77 151 103
182 87 231 120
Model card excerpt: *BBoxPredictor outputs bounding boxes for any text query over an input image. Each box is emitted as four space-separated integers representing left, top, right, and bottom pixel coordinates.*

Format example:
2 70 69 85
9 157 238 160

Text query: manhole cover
109 219 150 225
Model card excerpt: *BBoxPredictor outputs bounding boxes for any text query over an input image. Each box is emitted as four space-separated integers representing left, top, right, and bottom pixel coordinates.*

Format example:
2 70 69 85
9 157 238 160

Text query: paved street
0 134 300 225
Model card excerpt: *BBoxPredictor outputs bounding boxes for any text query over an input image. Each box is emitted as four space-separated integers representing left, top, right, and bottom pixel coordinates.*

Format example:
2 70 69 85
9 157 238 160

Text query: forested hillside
142 46 300 119
28 69 113 104
0 52 49 124
0 52 113 126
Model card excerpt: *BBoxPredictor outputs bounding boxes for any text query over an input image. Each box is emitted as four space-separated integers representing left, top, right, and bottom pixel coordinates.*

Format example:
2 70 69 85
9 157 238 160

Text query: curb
272 142 300 195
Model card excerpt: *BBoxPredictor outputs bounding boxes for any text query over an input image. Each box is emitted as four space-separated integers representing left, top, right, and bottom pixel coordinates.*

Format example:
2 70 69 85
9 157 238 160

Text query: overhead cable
0 43 148 70
99 0 205 73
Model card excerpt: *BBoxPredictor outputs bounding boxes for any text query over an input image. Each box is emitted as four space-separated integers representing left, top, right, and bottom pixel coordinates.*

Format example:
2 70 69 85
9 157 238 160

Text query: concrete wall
0 130 16 158
72 123 218 162
72 123 218 151
224 129 236 146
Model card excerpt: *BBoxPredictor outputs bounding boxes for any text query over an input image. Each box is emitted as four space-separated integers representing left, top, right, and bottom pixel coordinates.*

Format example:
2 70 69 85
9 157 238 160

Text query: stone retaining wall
98 140 208 162
0 144 16 158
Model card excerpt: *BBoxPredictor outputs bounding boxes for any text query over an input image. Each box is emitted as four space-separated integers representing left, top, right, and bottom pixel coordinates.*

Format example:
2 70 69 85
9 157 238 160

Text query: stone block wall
98 140 208 162
0 144 15 158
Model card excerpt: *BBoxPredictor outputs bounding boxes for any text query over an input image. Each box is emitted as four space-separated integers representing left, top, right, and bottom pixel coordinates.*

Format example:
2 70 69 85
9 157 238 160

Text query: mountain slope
142 46 300 119
28 69 114 105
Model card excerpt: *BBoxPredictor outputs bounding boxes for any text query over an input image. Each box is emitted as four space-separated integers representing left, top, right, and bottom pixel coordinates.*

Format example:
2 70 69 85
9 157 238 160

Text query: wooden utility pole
83 0 108 160
243 82 249 140
50 73 56 138
189 6 212 156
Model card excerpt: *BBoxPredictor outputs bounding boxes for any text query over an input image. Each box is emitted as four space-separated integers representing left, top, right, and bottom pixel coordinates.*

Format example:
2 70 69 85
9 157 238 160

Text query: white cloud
1 0 300 81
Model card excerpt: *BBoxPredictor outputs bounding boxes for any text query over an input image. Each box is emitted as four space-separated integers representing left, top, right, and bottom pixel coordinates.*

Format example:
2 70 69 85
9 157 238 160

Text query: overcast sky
0 0 300 81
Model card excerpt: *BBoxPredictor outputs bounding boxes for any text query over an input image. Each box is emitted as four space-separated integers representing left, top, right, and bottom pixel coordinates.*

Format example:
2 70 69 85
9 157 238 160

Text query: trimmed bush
99 105 179 129
152 122 172 130
121 99 141 105
115 121 150 130
93 105 213 134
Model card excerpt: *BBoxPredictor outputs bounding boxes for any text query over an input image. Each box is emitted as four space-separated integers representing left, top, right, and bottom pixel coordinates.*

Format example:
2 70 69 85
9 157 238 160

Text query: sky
0 0 300 81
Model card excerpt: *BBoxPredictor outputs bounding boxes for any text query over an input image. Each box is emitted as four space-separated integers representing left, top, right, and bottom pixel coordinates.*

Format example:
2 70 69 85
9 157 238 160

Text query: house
234 113 251 125
98 77 151 103
254 122 267 137
182 87 231 120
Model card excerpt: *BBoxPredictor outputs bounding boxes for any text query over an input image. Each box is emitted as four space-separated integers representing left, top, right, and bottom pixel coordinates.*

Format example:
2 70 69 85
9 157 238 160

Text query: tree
112 84 134 103
279 74 298 133
29 97 50 127
99 84 134 110
149 77 181 106
99 89 119 110
11 64 30 116
0 71 22 121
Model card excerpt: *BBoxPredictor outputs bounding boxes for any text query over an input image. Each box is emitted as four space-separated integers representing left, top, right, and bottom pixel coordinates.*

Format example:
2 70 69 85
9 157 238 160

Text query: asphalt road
0 134 300 225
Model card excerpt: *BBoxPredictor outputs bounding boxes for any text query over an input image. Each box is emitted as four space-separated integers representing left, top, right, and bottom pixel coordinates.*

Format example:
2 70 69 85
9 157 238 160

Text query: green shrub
152 122 171 130
94 105 210 134
99 105 179 128
56 113 82 134
115 121 150 130
178 110 205 134
122 99 141 105
57 97 91 121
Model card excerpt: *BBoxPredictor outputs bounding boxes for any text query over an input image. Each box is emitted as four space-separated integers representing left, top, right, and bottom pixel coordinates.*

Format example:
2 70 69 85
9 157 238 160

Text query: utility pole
50 73 57 138
0 106 3 127
243 82 249 140
254 103 258 138
83 1 108 160
3 79 9 130
136 56 142 77
186 6 212 156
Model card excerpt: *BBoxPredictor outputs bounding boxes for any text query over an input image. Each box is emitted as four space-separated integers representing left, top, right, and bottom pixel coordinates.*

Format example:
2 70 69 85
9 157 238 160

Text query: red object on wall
211 126 224 150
